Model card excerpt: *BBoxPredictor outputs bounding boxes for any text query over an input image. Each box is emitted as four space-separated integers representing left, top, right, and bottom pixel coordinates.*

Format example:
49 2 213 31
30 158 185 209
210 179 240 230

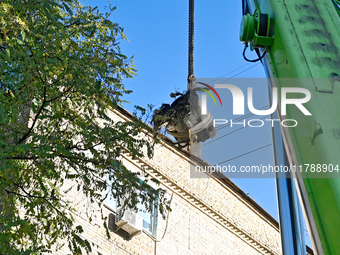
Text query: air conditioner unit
115 208 143 239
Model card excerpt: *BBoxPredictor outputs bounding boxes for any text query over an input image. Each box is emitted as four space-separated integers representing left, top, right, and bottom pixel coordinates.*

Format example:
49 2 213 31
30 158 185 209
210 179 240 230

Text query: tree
0 1 169 254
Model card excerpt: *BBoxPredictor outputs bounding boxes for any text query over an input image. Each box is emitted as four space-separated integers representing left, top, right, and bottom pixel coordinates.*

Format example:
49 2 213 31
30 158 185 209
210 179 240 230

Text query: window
104 180 158 236
137 197 158 236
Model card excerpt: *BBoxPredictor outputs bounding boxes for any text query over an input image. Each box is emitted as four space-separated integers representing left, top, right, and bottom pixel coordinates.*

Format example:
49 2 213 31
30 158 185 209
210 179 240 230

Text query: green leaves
0 0 169 254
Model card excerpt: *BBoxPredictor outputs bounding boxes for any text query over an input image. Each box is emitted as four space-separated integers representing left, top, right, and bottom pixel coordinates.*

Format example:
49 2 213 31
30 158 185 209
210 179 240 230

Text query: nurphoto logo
200 83 311 128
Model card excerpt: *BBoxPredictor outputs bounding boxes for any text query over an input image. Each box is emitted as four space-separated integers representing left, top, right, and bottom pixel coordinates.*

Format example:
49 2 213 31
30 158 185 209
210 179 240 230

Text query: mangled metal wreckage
152 83 216 155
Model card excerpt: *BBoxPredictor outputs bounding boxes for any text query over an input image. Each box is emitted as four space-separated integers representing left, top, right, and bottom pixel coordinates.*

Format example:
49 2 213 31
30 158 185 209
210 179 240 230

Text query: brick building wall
51 108 311 255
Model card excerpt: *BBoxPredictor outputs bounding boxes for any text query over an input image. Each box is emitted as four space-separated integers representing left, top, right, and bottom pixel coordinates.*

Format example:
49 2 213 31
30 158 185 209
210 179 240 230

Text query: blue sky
82 0 278 219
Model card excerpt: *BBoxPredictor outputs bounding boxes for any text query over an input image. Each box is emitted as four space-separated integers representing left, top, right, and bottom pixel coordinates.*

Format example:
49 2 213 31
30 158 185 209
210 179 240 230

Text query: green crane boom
240 0 340 254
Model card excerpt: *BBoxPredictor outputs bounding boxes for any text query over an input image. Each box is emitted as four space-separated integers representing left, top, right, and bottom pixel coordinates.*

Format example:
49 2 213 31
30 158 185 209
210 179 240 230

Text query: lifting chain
188 0 196 87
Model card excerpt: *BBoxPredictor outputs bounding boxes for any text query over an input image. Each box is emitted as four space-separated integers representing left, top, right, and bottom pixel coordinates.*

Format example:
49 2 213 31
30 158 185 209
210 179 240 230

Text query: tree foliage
0 1 169 254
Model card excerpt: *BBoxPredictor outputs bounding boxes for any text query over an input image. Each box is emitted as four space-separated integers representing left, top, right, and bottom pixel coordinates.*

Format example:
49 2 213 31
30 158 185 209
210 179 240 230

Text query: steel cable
188 0 195 79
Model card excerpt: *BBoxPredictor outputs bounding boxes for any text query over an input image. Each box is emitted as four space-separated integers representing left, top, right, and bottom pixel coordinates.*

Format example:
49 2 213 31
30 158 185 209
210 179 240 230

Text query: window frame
104 178 158 237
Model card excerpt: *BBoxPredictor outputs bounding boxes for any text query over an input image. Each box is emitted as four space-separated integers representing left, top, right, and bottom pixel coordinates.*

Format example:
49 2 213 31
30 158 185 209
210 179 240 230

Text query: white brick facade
51 108 312 255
